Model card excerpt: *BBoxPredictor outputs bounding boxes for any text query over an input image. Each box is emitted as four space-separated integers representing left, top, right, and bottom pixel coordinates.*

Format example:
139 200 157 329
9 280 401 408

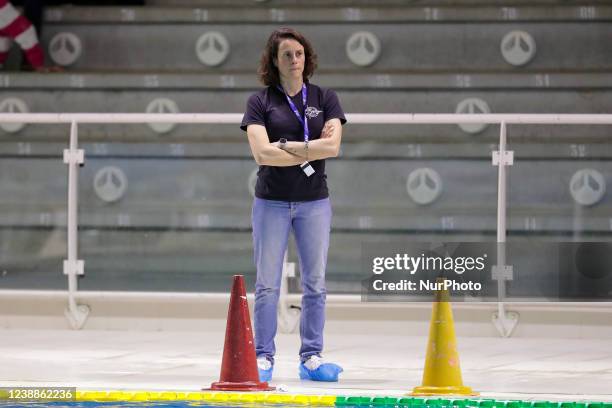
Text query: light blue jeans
252 197 331 365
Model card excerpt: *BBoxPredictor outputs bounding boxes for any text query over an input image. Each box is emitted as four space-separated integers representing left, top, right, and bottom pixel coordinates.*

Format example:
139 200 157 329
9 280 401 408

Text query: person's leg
0 37 10 67
19 0 43 70
292 198 331 362
252 197 291 365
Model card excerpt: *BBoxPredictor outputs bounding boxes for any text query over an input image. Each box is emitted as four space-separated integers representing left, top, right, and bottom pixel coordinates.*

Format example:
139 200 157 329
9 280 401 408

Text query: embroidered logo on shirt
305 106 323 119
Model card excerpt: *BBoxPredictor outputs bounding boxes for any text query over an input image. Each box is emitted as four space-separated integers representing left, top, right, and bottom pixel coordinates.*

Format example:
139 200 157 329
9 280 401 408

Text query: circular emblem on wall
195 32 230 66
346 31 381 67
49 32 82 66
455 98 491 134
569 169 606 206
94 166 128 203
145 98 180 134
406 168 443 205
0 97 29 133
500 30 536 67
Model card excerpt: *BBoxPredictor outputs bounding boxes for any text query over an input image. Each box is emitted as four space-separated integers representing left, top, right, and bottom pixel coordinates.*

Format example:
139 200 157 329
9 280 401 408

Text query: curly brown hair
258 27 318 86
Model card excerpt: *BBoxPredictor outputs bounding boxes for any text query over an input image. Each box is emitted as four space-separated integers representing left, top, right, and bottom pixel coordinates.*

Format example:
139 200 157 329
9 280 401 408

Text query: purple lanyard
278 83 309 142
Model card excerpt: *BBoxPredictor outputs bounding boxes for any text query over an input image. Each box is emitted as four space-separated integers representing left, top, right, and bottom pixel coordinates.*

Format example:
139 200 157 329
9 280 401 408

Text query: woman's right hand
321 122 335 139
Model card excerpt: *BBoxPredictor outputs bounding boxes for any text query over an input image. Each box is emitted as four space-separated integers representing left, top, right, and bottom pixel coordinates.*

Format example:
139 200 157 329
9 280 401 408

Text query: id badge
300 161 315 177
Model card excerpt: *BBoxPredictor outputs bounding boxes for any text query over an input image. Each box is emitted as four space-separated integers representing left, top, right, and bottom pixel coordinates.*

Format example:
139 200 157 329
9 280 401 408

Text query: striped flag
0 0 44 68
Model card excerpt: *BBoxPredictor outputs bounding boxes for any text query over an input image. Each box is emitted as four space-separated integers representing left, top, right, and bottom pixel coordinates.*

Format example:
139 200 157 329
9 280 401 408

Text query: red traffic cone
208 275 274 391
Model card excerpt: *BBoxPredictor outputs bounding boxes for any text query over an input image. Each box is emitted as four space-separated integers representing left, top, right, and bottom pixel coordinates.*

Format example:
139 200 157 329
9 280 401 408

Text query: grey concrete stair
145 1 612 8
1 74 611 142
3 71 612 89
0 157 609 229
33 21 612 71
1 2 610 293
45 5 612 23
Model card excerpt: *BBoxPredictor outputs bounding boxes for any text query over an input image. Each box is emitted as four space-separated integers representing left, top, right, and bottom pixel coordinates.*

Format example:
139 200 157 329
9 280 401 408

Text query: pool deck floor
0 326 611 402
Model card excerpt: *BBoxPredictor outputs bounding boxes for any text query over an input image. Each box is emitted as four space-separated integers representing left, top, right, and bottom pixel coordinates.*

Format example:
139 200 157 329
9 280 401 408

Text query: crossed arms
246 118 342 166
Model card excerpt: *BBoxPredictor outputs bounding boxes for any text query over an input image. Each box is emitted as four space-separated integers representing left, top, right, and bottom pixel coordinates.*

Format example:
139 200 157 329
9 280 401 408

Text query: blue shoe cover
258 366 273 382
257 357 273 382
299 361 343 382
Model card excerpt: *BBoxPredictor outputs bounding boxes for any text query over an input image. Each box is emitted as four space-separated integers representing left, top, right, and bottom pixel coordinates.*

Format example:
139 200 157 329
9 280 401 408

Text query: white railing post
62 120 90 329
492 121 519 337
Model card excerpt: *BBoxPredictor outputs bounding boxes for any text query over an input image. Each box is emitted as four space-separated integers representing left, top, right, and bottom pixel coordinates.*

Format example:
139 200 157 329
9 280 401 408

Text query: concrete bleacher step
146 0 612 7
35 19 612 71
45 4 612 22
4 71 612 89
1 2 610 292
0 155 609 229
1 162 609 284
6 229 608 294
1 71 611 142
29 3 612 72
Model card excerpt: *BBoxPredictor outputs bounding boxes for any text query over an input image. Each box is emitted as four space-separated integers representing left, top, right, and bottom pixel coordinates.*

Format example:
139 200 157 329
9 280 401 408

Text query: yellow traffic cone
411 278 477 396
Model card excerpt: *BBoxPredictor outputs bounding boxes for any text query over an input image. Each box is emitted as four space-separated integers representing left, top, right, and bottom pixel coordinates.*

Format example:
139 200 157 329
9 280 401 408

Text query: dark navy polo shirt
241 82 347 202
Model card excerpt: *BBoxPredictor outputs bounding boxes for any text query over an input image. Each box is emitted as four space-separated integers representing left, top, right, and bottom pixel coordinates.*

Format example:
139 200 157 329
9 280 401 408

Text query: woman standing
240 27 345 382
